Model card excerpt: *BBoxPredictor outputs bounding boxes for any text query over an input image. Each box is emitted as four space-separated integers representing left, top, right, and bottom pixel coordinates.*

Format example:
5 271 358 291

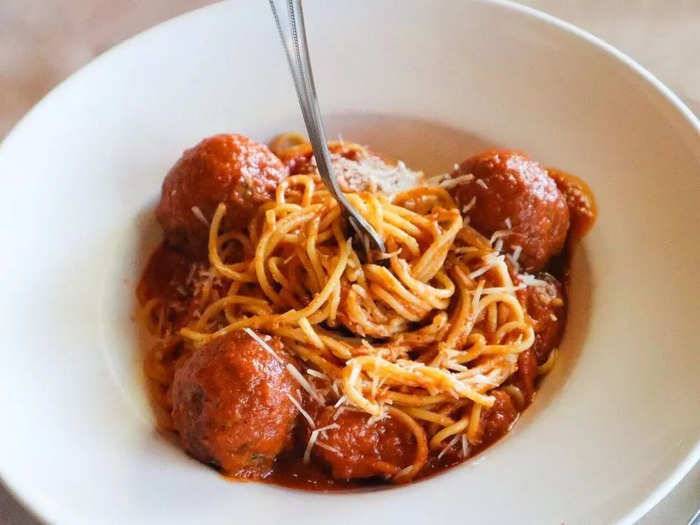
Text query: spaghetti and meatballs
137 132 595 489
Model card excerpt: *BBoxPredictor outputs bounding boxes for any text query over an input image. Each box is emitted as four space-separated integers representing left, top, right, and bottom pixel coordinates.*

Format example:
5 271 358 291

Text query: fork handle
268 0 386 254
269 0 340 196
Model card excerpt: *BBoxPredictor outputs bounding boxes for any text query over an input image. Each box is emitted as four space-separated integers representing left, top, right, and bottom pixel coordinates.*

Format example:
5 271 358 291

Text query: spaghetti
140 139 545 483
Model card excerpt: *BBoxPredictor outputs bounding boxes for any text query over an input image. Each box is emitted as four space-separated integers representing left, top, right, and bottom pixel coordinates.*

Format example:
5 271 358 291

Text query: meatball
449 150 570 271
310 407 415 479
156 134 287 257
171 331 298 479
480 390 518 445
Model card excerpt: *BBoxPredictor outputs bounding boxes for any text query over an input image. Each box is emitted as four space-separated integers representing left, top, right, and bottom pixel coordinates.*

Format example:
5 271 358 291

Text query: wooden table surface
1 1 698 523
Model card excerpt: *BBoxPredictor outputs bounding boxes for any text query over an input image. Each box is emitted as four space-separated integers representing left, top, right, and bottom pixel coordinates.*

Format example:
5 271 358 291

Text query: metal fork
268 0 386 260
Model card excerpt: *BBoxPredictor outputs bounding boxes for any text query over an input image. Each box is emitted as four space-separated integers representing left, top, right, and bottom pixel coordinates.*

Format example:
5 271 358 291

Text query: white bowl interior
0 1 698 524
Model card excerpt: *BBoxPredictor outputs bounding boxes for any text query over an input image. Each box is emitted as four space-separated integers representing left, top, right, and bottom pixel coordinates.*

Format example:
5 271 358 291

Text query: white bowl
0 1 698 524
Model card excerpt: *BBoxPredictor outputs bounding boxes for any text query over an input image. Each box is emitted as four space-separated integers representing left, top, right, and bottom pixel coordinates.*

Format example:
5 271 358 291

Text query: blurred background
0 0 698 523
1 0 699 138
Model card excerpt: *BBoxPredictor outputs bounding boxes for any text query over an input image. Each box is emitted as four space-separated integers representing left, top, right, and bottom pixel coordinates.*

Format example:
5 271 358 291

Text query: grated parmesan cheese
315 442 342 455
507 412 520 432
511 245 522 263
244 328 283 363
437 434 461 460
476 179 488 189
191 206 208 226
461 196 477 215
332 155 422 195
286 364 325 403
489 230 511 245
470 280 485 318
333 395 347 409
304 423 339 463
286 392 315 429
469 265 492 280
469 254 505 280
331 381 341 397
307 369 329 381
520 274 548 287
436 173 474 189
366 410 387 426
